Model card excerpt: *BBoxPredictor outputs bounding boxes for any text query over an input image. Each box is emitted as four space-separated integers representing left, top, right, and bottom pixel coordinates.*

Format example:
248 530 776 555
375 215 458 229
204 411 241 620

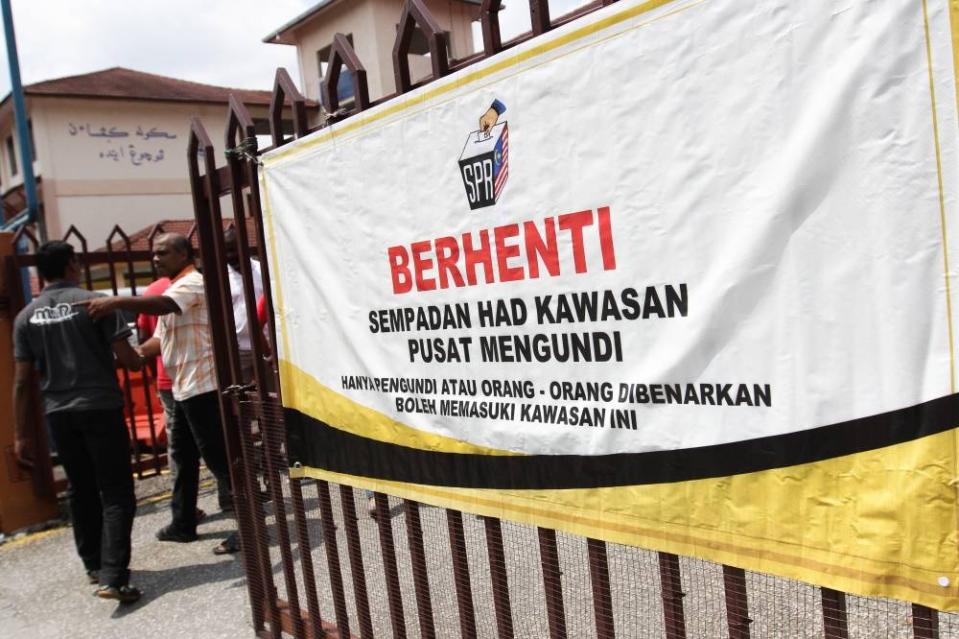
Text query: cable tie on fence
223 381 257 396
224 137 261 165
320 106 347 125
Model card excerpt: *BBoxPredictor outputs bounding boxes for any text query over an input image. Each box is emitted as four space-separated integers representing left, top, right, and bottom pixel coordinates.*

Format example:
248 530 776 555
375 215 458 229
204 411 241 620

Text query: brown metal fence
182 1 959 637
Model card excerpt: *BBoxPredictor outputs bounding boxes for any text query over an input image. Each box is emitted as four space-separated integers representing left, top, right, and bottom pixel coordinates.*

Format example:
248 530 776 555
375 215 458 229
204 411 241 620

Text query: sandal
213 532 240 555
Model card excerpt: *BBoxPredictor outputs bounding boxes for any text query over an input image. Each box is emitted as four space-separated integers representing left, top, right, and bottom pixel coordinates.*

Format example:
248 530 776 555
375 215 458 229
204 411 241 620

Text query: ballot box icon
458 122 509 210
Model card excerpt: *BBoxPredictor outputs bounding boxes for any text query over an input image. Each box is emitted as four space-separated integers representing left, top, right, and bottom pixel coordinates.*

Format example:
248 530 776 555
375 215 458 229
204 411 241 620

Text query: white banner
261 0 959 609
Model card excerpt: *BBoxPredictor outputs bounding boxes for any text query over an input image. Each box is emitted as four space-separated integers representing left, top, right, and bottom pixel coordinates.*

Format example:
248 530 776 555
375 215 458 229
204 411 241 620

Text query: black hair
165 233 195 261
35 241 76 280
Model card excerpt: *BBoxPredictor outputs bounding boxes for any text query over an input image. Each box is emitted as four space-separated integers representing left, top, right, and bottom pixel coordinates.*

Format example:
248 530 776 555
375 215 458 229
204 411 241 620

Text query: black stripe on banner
285 393 959 489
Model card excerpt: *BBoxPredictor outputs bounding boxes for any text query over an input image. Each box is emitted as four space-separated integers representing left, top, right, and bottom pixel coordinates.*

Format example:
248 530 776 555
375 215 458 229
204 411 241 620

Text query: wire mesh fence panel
554 529 595 638
417 503 473 638
331 483 375 638
294 479 340 631
500 518 553 639
347 488 403 639
455 512 499 639
843 593 921 639
231 392 959 639
941 609 959 638
606 541 668 639
312 479 354 636
375 495 427 639
746 570 825 638
679 555 730 638
302 482 356 635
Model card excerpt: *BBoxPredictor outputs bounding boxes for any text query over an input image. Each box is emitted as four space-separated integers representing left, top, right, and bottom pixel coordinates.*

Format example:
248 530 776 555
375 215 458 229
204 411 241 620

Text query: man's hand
14 436 34 469
137 336 161 360
74 296 121 320
112 338 144 371
479 106 499 134
13 361 36 469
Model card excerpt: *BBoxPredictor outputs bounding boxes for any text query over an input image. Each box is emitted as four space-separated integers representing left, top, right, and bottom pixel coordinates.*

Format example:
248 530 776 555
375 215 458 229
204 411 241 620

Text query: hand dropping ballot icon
459 100 509 210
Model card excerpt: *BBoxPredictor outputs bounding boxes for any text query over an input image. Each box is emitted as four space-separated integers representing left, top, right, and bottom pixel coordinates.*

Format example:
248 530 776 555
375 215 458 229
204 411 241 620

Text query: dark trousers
48 408 136 588
161 388 232 510
169 391 231 533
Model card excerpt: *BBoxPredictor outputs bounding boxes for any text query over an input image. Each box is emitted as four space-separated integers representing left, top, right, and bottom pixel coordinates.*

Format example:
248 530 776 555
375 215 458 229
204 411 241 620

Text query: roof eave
262 0 342 46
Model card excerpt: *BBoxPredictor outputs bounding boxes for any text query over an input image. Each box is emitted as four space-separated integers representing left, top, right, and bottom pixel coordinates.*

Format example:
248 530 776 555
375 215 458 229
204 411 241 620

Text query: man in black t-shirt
13 241 144 603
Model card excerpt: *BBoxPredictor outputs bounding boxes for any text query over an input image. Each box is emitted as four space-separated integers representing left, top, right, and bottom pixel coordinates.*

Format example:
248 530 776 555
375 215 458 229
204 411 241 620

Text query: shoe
86 569 99 585
155 524 198 543
213 532 240 555
196 508 207 522
367 496 377 519
95 584 142 604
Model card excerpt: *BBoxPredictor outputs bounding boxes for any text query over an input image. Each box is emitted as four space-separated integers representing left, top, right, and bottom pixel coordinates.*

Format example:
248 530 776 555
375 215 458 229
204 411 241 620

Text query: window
6 136 17 176
252 118 294 150
317 34 356 109
252 118 294 137
408 28 431 55
396 24 452 85
398 25 451 57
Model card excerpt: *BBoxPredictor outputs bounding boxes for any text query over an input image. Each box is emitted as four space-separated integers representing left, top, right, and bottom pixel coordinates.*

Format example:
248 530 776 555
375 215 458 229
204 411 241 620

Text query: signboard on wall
260 0 959 610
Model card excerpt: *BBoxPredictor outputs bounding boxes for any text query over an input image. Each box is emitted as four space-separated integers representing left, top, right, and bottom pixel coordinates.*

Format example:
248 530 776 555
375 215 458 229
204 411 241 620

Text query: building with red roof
0 66 314 246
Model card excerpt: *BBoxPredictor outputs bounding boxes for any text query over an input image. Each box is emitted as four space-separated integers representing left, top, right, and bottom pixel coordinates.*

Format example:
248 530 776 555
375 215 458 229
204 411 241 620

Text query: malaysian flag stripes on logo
494 127 510 199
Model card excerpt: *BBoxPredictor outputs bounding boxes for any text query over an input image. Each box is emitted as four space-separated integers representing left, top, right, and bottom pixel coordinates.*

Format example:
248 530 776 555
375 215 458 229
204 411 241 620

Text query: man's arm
112 338 144 371
77 294 180 321
137 336 160 359
13 361 35 466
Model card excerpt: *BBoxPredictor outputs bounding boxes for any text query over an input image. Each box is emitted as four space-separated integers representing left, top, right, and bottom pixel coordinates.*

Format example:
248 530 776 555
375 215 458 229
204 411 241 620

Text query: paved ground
0 471 254 639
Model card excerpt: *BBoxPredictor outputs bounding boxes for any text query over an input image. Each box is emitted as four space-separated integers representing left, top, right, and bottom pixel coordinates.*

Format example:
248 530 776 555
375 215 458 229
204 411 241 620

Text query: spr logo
458 99 509 210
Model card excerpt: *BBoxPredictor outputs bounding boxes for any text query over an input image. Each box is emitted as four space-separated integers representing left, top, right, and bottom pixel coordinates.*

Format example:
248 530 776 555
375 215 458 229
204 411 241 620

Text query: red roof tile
21 67 277 106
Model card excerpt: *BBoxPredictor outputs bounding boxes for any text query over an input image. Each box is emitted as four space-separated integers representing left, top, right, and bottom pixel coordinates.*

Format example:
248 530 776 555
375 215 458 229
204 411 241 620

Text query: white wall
3 96 273 243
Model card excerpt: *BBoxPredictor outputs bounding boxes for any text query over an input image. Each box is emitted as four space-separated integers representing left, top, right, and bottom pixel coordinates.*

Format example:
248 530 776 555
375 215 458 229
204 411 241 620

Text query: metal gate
186 1 959 637
4 222 182 495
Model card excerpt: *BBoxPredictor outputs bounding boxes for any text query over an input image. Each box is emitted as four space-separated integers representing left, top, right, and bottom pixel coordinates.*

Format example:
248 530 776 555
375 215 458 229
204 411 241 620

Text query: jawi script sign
260 0 959 609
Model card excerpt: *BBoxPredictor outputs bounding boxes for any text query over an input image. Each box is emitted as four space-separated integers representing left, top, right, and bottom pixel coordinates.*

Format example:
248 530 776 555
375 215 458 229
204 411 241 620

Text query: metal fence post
485 516 514 639
659 552 686 639
912 604 939 639
373 492 407 639
448 508 478 638
538 527 568 639
587 538 615 639
404 500 437 639
723 565 750 639
821 588 849 639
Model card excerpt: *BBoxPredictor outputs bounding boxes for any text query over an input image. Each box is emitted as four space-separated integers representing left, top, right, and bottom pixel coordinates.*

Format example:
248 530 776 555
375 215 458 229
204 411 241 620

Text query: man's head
223 227 239 270
36 241 81 283
152 233 194 278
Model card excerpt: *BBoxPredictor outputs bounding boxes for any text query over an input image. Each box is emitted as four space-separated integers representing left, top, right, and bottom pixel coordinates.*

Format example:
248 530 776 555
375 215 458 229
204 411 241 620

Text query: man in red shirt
137 277 173 447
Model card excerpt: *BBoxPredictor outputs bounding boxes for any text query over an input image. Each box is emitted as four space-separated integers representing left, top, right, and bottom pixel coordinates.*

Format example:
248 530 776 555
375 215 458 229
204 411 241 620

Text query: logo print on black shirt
29 303 79 326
